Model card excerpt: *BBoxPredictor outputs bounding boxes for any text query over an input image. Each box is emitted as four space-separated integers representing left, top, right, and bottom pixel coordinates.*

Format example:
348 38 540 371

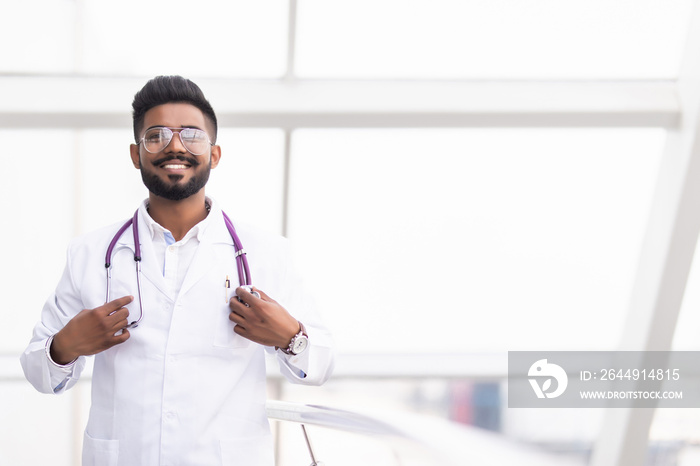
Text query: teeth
163 164 188 169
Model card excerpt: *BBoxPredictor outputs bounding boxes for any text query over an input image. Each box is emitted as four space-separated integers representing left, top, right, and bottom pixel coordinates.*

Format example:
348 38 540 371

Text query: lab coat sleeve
20 242 88 394
269 319 335 385
266 240 335 386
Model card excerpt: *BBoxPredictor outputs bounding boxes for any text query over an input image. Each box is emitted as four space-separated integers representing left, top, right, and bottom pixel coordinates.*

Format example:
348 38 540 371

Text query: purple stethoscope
104 208 258 329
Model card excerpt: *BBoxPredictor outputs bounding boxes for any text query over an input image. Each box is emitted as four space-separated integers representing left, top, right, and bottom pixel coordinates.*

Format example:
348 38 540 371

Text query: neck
147 191 209 241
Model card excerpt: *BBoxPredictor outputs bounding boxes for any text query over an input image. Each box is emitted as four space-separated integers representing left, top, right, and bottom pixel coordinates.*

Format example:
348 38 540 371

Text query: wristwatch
281 321 308 355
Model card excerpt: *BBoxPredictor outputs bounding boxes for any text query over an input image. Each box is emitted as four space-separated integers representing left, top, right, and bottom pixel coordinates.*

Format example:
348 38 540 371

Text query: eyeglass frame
138 126 214 156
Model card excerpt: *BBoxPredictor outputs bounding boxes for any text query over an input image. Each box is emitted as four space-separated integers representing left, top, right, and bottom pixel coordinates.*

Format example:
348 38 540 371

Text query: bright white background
1 1 698 465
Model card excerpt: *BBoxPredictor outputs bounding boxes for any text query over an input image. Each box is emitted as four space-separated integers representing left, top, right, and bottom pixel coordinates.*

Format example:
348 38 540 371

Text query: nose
164 130 187 153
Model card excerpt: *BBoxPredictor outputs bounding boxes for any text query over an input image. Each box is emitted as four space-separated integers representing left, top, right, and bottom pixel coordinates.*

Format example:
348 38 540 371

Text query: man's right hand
50 296 134 365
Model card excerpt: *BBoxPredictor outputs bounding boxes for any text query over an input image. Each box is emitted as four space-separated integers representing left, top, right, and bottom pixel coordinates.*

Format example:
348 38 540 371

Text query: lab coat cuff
45 335 78 369
276 348 310 379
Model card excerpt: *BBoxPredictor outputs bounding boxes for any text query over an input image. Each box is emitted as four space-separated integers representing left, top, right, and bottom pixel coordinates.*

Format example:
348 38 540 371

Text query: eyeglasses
139 127 213 156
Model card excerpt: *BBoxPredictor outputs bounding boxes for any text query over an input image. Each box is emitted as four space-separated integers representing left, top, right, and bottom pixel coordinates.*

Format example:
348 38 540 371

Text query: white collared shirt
139 199 212 300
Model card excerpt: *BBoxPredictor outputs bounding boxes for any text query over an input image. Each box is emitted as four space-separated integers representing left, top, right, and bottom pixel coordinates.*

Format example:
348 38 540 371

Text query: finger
233 324 247 337
102 295 134 314
111 329 130 345
229 295 253 314
252 287 276 303
109 315 130 333
106 313 130 333
106 307 130 323
229 311 245 325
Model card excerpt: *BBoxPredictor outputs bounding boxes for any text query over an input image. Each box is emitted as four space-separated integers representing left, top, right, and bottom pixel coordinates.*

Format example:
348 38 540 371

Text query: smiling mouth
153 155 199 171
161 162 191 170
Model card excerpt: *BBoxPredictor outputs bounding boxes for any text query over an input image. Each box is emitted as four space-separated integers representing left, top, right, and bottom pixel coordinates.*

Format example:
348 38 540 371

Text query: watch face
292 336 309 354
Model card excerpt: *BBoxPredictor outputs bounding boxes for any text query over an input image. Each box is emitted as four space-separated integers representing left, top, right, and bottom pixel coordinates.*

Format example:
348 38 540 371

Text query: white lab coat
20 200 334 466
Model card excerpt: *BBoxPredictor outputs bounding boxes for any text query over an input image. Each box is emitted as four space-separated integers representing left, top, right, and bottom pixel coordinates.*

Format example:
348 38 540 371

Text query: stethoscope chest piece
236 284 261 306
239 285 261 299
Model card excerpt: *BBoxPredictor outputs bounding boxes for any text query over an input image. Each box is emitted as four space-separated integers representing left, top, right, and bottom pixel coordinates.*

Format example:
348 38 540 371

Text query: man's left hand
228 287 300 348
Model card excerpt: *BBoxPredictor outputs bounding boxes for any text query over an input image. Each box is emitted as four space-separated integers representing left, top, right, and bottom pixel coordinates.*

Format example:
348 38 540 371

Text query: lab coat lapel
114 215 171 300
178 213 233 298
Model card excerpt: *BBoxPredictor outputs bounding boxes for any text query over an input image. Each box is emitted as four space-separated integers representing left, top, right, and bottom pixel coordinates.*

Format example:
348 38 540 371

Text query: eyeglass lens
143 127 210 155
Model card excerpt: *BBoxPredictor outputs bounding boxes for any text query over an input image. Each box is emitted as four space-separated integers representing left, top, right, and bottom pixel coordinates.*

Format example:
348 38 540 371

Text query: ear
130 144 141 169
210 145 221 169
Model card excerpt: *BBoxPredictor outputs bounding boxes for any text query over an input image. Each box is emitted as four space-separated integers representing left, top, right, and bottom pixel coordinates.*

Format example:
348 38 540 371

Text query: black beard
140 157 211 201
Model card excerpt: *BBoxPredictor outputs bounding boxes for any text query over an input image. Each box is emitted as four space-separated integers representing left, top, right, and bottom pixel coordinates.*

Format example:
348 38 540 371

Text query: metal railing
265 400 585 466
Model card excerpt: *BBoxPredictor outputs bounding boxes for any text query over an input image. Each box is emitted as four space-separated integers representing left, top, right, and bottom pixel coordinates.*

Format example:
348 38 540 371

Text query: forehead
141 102 208 131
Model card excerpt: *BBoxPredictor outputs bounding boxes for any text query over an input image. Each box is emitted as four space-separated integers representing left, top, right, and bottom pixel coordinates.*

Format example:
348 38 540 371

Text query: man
21 76 334 465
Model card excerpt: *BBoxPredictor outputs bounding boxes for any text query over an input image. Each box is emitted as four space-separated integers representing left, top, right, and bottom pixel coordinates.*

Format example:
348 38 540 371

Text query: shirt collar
138 197 215 243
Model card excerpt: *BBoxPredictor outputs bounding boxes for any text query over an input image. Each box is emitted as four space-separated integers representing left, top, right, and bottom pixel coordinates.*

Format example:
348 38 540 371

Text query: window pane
0 130 75 353
78 129 146 233
657 185 700 462
0 1 76 74
296 0 692 79
0 381 79 465
80 0 288 78
1 0 288 77
288 128 664 353
673 225 700 350
206 129 286 235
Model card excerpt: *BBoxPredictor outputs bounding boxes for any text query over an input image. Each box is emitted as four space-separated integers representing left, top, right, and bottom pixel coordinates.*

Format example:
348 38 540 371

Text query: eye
144 129 167 143
181 128 207 143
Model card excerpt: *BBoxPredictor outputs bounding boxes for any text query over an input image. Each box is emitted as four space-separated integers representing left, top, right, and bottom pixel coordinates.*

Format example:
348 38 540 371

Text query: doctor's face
130 103 221 201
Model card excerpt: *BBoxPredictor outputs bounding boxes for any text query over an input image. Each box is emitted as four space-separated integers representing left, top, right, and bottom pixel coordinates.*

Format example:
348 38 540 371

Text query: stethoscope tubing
105 210 144 328
222 211 251 287
104 208 250 329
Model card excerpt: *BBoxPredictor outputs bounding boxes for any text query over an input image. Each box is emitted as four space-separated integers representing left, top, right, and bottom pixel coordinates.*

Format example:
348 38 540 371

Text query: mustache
152 155 200 167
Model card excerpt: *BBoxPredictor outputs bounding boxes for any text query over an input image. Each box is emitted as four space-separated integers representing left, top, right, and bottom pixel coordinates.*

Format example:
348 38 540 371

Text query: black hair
132 75 218 143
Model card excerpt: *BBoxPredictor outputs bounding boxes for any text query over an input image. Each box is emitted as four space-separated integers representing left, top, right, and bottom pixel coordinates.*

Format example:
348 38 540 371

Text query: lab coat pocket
220 436 274 465
82 431 119 466
213 314 251 349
